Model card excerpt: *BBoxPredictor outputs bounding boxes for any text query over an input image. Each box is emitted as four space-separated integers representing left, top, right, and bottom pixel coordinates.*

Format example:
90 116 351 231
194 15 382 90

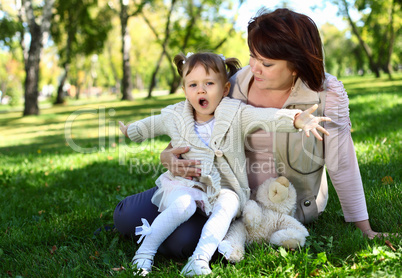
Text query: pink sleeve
324 74 369 222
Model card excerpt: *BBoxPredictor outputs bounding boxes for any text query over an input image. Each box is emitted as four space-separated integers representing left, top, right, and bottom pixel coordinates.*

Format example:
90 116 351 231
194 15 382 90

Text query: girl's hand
160 144 201 179
294 104 332 141
119 121 129 138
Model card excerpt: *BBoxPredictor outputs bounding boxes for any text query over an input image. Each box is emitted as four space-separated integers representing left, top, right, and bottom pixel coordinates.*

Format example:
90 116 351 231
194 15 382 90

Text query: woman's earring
291 75 296 92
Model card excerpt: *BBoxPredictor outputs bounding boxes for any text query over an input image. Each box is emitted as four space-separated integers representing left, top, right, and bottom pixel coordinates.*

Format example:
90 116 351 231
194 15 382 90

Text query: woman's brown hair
174 52 241 85
248 8 325 92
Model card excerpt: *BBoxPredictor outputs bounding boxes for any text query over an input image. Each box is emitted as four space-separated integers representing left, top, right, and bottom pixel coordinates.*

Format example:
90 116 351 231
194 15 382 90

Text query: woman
113 8 385 259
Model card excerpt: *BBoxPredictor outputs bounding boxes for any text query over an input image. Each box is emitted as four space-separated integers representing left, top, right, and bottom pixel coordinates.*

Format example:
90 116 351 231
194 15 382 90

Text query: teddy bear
218 176 309 263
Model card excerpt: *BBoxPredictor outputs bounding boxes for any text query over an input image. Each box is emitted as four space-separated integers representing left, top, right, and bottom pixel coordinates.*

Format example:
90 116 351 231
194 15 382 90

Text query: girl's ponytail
173 53 186 77
224 58 241 79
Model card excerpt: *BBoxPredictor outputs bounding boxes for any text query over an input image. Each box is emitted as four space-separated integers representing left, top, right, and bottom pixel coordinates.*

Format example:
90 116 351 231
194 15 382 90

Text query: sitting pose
119 52 330 276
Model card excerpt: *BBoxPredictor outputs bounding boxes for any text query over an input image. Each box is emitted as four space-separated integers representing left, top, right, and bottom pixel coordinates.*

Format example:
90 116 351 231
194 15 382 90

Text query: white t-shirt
194 117 215 146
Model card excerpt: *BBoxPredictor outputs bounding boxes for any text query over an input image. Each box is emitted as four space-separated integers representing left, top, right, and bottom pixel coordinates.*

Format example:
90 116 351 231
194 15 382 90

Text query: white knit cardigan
127 97 300 213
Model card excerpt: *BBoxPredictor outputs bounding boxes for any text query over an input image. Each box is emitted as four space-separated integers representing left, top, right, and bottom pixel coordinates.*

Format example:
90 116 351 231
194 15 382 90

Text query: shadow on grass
0 96 185 130
348 84 402 97
349 100 402 143
0 155 163 237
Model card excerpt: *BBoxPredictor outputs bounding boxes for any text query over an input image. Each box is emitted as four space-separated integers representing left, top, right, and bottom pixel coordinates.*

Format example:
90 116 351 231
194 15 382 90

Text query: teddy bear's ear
276 176 290 188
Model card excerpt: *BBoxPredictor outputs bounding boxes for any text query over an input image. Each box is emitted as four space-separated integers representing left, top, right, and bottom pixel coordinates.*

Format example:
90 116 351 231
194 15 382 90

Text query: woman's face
249 52 296 91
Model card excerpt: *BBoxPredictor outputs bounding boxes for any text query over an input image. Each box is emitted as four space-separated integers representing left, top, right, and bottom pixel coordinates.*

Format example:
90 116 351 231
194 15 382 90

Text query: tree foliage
330 0 402 78
51 0 113 103
4 0 402 113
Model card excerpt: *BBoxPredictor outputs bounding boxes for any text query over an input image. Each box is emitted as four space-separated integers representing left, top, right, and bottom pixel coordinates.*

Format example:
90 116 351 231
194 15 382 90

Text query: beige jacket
127 97 299 214
230 66 328 223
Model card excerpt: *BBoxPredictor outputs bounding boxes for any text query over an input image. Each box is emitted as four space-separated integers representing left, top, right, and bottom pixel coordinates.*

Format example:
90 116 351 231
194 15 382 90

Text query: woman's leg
113 186 208 258
114 187 159 238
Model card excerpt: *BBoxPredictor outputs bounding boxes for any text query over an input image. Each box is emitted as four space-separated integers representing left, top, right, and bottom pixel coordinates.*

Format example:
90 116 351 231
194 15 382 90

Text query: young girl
119 52 331 276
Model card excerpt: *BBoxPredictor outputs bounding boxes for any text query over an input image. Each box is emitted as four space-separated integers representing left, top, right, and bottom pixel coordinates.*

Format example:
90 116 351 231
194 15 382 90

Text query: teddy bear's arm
243 200 263 230
269 214 309 249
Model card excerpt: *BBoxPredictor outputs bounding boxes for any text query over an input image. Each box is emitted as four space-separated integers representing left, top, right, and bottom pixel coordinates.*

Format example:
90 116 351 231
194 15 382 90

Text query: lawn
0 74 401 277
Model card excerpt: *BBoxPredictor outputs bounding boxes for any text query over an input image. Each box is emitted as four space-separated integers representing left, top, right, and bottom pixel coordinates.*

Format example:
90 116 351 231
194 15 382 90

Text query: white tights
135 188 239 262
192 189 239 261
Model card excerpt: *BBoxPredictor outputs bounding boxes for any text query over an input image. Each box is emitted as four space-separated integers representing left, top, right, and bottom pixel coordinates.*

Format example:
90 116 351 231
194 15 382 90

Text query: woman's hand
294 104 332 141
355 219 396 239
160 144 201 179
119 121 129 138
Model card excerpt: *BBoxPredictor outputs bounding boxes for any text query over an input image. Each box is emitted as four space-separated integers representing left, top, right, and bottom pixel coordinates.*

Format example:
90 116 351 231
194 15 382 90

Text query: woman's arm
160 143 201 178
324 75 387 239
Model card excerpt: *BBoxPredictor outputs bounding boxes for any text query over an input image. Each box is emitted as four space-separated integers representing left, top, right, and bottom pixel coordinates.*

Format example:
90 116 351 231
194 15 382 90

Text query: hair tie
219 54 226 61
182 52 194 64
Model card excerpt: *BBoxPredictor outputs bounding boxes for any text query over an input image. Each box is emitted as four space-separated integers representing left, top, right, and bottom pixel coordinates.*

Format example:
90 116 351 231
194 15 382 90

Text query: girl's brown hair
248 8 325 92
174 52 241 85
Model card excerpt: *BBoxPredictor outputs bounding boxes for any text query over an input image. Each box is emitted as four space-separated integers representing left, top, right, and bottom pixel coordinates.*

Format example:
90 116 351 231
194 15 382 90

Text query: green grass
0 74 401 277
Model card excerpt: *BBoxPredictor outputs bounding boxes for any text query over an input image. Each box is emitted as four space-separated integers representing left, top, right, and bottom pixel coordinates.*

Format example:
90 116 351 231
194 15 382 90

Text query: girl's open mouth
199 98 209 107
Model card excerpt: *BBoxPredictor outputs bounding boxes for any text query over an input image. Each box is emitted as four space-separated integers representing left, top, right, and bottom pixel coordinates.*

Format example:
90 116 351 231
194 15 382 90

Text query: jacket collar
180 99 209 149
211 97 241 147
179 97 240 149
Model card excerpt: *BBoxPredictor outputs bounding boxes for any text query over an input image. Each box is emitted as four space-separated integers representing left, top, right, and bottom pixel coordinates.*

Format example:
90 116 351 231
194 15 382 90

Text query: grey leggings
113 186 208 259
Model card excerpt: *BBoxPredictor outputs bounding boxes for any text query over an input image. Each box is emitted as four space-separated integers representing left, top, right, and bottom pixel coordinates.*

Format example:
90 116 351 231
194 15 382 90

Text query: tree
17 0 55 116
117 0 151 101
51 0 113 104
167 0 244 95
321 23 355 76
331 0 402 78
142 0 177 98
142 0 244 97
0 5 25 105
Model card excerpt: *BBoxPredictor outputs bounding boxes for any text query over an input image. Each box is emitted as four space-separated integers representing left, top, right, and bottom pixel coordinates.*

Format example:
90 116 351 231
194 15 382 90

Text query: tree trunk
21 0 55 116
169 74 181 94
341 0 380 77
143 0 176 98
147 51 165 98
385 0 396 80
75 84 81 100
55 63 69 104
120 2 133 100
23 22 41 115
168 1 204 95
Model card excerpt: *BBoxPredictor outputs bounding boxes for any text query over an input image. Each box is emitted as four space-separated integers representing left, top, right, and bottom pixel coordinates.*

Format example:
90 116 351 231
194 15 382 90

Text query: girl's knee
173 194 197 216
214 189 240 216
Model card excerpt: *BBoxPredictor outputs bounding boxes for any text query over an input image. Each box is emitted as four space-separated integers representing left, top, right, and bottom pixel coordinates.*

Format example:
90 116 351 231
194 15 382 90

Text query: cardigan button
214 149 223 157
304 200 311 207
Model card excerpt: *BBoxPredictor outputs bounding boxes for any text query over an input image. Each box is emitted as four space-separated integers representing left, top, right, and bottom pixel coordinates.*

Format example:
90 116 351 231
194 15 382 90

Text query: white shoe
131 253 154 276
180 255 212 277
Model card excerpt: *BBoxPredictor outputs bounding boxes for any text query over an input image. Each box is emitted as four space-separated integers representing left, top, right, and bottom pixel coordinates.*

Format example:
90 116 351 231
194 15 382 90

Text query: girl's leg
181 189 240 276
113 187 159 238
133 193 197 274
135 193 197 255
113 187 207 258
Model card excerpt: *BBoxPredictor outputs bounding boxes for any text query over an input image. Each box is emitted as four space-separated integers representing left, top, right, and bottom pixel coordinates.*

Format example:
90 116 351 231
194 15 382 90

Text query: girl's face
249 52 296 92
183 64 230 123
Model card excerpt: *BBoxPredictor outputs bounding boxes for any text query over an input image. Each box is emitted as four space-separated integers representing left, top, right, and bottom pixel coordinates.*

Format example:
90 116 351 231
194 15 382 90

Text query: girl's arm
241 103 331 141
119 121 129 137
119 114 167 142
